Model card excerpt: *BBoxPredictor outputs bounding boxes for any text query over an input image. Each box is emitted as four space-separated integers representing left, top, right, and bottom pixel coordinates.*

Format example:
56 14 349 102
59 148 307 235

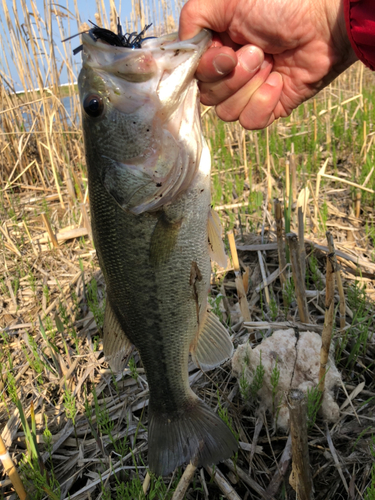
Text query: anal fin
103 300 133 373
190 310 233 371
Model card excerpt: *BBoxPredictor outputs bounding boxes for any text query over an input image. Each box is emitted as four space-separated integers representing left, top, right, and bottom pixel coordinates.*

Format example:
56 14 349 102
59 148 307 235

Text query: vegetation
1 0 375 498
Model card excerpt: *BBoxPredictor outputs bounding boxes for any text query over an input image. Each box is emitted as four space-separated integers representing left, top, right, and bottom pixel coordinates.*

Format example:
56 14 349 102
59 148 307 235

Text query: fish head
78 29 212 214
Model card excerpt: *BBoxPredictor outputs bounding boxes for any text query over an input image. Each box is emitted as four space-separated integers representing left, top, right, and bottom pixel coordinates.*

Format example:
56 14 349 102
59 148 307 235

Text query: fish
78 27 237 476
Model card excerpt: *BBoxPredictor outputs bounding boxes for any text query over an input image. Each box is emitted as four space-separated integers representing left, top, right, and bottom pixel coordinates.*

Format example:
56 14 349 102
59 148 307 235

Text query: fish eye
83 94 104 117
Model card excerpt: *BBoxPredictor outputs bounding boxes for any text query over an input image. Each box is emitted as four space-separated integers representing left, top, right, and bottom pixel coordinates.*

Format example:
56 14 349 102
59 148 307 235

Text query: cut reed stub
0 435 28 500
287 389 314 500
326 232 346 331
318 232 336 394
41 212 59 248
286 232 309 323
274 198 287 289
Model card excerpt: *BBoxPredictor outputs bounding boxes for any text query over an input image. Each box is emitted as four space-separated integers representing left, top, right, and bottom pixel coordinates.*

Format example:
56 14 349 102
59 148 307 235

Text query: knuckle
215 103 239 122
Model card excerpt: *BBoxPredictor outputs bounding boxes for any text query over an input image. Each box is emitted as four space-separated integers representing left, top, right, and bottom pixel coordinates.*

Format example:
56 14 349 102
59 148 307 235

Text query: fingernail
213 53 236 75
239 46 263 73
266 72 282 87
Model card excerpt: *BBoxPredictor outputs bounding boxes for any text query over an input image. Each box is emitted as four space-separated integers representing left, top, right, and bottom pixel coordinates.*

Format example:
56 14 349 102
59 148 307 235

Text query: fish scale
79 28 237 475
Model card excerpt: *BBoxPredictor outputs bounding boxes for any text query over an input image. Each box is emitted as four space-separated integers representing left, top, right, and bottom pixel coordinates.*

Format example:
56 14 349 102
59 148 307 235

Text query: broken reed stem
41 212 59 248
355 189 361 218
142 472 151 495
228 231 251 321
315 159 328 222
318 233 335 393
0 435 28 500
266 127 272 211
228 230 240 272
66 176 76 207
286 232 309 323
290 145 297 204
298 206 306 283
257 250 270 306
326 232 346 331
274 199 287 290
80 203 93 243
171 462 198 500
287 389 314 500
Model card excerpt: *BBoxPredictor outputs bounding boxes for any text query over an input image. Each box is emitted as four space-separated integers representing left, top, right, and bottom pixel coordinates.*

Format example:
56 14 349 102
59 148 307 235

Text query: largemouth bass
78 27 237 475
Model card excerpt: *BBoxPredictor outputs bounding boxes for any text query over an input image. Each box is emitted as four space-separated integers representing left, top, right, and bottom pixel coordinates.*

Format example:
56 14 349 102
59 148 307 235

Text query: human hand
179 0 357 129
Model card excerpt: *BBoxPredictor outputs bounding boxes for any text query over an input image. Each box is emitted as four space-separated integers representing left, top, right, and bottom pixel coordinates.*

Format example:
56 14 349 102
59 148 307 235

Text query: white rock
232 328 342 431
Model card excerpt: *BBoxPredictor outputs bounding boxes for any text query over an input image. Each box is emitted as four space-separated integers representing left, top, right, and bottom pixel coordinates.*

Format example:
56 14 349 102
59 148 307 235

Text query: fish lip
81 29 212 61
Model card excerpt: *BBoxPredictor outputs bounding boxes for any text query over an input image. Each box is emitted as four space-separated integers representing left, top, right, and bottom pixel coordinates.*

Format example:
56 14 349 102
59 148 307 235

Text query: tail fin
148 398 238 476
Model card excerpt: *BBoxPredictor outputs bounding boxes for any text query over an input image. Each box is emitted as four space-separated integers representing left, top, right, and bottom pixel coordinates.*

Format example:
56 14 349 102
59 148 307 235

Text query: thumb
179 0 231 40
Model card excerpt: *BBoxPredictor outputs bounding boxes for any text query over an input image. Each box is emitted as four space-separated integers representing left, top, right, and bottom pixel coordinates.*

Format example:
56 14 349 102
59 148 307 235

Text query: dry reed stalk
171 462 198 500
275 199 287 290
6 279 17 308
23 220 38 257
253 131 260 166
242 128 249 182
355 189 361 218
318 233 335 393
290 145 297 204
35 227 88 245
363 166 375 189
41 212 59 248
306 180 322 232
66 177 76 207
287 389 314 500
315 159 329 222
286 232 309 323
363 120 367 161
298 207 306 283
71 169 84 203
320 172 374 194
285 159 290 204
205 465 242 500
326 95 332 147
313 99 317 142
326 232 346 331
228 231 251 322
44 114 65 210
224 459 272 499
0 435 28 500
80 203 93 243
0 226 22 257
257 250 270 305
142 472 151 495
266 127 272 211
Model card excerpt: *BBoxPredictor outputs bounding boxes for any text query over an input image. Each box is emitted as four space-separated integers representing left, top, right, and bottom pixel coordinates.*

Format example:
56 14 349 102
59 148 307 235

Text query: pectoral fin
208 208 228 268
190 310 233 371
103 300 133 373
149 212 182 267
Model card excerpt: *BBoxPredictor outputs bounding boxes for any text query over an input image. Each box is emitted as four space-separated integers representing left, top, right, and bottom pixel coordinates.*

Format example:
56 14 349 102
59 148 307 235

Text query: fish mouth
81 29 211 59
80 29 212 86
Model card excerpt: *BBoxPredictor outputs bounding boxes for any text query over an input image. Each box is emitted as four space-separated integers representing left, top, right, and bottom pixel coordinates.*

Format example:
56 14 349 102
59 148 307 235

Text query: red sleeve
344 0 375 70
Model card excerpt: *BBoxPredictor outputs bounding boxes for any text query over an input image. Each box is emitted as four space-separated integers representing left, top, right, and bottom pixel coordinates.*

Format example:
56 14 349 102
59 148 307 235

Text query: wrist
325 0 358 69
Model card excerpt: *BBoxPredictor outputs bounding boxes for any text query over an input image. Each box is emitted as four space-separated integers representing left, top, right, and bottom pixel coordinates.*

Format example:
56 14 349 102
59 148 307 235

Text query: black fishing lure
63 19 155 55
